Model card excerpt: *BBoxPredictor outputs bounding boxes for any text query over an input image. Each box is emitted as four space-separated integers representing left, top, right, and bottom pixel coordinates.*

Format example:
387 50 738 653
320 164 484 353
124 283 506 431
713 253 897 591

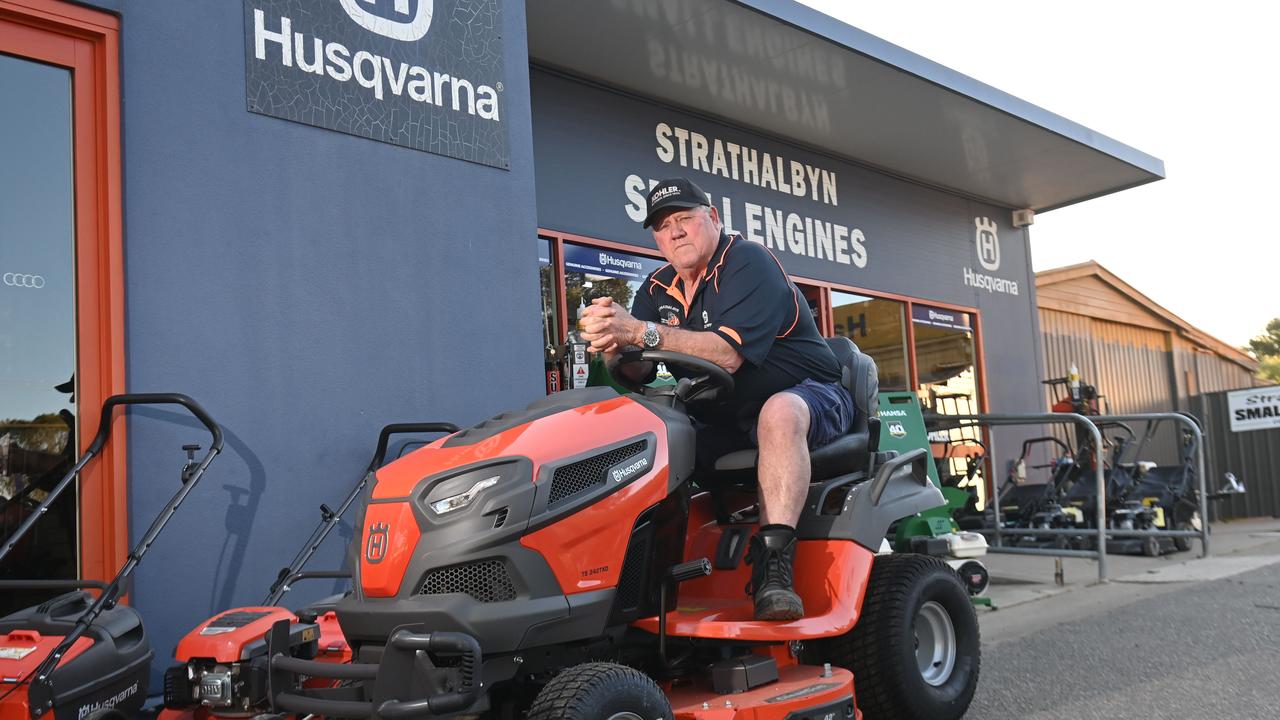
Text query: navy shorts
779 378 858 448
695 379 857 467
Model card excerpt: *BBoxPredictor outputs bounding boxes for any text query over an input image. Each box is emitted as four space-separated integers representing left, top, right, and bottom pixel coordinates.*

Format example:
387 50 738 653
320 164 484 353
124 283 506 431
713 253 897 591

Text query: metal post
924 412 1108 582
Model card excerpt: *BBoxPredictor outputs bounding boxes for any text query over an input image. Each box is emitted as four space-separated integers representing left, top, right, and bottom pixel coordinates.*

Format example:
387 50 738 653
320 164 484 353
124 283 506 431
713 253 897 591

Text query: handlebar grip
370 422 461 470
89 393 223 454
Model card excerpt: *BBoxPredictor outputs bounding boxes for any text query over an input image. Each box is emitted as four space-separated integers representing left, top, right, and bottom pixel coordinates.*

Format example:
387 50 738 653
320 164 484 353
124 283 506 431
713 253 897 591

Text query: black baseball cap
642 177 711 228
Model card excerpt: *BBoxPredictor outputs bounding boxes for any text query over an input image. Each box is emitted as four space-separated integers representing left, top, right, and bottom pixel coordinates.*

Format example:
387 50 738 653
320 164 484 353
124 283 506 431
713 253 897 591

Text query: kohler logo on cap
339 0 434 41
650 185 680 203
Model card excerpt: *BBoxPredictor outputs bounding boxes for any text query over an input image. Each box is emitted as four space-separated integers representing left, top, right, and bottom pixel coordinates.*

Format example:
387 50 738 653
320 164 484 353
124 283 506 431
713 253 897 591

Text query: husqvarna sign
244 0 508 168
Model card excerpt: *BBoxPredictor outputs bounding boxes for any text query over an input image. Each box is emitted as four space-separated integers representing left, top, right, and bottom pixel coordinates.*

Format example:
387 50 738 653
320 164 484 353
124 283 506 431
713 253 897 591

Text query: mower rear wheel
802 553 979 720
525 662 673 720
1173 513 1199 552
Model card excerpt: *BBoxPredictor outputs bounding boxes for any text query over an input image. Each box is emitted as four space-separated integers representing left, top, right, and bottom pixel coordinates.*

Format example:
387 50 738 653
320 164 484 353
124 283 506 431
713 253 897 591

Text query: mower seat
712 336 878 482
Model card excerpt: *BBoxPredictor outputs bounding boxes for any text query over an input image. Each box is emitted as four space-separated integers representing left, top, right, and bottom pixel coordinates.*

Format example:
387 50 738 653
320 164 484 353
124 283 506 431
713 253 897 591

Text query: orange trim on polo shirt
720 327 743 345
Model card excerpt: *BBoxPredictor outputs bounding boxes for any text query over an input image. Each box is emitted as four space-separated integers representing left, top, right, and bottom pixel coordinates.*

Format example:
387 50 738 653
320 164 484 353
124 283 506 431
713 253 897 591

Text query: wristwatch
641 321 662 349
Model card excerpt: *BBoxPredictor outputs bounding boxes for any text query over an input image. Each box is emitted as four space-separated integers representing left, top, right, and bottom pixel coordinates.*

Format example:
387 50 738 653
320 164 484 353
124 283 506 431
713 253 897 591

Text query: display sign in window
562 243 667 319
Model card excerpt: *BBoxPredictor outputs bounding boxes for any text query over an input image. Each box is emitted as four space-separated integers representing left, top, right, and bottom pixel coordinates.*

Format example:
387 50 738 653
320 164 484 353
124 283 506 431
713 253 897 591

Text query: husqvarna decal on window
244 0 508 169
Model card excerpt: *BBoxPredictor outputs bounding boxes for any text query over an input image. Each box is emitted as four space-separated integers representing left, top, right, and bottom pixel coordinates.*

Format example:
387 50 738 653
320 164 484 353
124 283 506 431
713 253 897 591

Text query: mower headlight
429 475 500 515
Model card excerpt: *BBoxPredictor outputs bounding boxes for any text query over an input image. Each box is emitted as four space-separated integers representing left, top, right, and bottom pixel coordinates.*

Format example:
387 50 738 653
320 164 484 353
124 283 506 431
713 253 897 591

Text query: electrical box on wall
1012 209 1035 228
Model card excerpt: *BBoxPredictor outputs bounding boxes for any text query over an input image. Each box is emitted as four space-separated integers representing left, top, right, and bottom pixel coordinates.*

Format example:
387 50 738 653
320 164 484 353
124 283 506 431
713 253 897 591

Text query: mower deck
665 663 856 719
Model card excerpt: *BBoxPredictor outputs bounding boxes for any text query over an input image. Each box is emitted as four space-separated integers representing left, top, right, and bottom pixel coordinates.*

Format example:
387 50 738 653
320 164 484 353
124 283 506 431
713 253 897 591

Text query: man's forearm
656 325 744 373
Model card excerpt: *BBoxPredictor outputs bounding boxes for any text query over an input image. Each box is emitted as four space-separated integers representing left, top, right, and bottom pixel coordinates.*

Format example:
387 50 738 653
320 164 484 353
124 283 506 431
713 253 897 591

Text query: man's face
651 205 720 276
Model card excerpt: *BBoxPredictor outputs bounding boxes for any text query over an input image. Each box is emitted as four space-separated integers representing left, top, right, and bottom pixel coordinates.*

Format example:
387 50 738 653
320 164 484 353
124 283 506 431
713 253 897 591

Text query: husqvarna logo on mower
365 522 390 563
338 0 433 41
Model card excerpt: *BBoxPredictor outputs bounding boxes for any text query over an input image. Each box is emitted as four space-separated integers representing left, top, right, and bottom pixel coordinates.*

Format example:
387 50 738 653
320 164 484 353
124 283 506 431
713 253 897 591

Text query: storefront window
562 243 666 321
560 243 670 391
830 291 909 391
912 304 983 499
0 54 78 611
537 238 561 392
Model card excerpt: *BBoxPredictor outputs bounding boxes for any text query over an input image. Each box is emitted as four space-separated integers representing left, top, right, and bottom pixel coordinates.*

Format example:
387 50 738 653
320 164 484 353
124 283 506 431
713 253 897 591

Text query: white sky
796 0 1278 348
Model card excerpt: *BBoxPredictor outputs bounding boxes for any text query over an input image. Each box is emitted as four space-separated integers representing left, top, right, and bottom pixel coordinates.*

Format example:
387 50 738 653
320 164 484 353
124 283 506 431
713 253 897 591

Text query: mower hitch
265 619 482 718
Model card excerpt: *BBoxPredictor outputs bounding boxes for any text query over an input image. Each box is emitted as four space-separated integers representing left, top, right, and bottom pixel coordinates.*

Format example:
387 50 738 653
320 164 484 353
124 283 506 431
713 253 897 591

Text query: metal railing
923 411 1211 583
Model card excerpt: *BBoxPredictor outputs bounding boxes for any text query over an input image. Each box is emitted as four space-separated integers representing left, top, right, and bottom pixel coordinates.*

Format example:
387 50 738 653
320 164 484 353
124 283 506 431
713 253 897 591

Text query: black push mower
0 394 223 720
247 338 979 720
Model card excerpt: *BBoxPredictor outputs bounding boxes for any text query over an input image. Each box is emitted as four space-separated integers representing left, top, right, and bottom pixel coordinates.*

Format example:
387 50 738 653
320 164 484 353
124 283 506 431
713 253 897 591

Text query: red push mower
255 338 980 719
0 394 223 720
160 422 459 719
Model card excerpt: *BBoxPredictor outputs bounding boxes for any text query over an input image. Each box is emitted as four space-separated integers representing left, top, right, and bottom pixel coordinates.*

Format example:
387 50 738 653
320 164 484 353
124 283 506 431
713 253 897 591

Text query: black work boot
744 525 804 621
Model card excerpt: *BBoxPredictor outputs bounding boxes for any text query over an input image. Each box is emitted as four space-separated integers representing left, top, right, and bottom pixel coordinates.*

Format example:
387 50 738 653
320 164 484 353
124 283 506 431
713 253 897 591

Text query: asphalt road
969 559 1280 719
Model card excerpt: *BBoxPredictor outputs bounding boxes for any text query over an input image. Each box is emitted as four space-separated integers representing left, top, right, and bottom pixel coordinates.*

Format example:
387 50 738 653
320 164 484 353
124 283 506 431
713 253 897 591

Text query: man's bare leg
748 391 811 620
756 392 811 526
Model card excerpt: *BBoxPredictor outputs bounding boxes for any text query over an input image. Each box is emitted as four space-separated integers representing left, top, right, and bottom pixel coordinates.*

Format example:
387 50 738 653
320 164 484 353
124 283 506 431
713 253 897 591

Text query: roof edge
1037 261 1257 369
734 0 1167 183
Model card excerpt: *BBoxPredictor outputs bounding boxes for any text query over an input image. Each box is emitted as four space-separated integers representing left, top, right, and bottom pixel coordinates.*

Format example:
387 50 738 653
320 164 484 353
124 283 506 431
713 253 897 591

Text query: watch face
644 324 660 348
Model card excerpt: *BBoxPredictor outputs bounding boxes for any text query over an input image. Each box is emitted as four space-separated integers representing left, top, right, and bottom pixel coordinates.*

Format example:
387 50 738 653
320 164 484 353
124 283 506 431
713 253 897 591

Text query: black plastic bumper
265 619 481 719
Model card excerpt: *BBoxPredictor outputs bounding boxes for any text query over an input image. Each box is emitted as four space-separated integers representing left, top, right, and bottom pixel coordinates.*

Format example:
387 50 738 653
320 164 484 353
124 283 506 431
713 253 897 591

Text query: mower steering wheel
609 349 734 403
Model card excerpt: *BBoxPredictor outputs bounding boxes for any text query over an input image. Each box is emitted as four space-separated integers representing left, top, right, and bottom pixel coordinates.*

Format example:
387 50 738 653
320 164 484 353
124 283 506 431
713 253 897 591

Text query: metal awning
526 0 1165 212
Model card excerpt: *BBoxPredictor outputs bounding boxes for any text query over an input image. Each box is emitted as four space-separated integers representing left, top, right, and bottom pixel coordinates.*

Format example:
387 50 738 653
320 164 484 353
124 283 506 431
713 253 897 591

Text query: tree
1247 318 1280 359
1247 318 1280 384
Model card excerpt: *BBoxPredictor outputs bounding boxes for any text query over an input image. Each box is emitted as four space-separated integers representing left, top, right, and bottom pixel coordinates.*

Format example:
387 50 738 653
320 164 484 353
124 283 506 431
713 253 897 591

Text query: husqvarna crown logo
365 522 390 563
339 0 434 41
974 216 1000 271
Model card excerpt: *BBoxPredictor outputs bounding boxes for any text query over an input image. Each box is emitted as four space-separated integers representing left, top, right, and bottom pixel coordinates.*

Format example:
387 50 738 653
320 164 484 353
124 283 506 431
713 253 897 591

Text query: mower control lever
669 557 712 583
181 444 201 484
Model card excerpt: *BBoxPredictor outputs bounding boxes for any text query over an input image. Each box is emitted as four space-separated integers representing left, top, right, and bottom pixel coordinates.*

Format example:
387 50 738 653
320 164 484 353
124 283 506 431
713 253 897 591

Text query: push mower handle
369 422 460 471
89 393 224 455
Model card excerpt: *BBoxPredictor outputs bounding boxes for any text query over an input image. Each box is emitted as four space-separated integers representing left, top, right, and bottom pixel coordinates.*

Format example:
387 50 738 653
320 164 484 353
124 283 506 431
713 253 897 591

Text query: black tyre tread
525 662 672 720
807 553 980 720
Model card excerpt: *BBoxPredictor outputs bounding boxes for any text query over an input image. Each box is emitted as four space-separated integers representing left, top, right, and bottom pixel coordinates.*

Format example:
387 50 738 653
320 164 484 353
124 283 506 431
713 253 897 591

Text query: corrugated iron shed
1037 261 1258 463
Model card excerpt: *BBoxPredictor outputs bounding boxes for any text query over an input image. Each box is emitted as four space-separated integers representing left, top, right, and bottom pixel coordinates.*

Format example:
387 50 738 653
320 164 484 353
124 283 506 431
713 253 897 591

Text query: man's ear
706 204 721 228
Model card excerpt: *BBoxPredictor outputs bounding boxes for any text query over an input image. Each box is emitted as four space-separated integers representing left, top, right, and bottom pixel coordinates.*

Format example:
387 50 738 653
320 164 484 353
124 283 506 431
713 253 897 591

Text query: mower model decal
0 646 36 660
365 522 391 563
764 681 842 703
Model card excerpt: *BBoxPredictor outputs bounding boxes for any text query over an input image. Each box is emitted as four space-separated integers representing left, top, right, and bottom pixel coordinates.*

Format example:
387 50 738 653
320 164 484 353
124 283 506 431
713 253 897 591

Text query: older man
580 177 854 621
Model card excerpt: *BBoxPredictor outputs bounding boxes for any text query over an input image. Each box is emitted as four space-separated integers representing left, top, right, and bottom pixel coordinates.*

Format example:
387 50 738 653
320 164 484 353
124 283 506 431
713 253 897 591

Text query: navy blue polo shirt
632 229 841 426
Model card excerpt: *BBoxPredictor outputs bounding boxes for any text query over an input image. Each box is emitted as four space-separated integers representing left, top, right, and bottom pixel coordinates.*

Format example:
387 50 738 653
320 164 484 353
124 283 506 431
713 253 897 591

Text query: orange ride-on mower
0 394 223 720
262 338 980 719
160 422 458 719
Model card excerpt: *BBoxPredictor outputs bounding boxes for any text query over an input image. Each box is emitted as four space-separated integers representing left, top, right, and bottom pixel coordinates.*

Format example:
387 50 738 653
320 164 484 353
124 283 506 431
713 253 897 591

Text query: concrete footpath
977 517 1280 644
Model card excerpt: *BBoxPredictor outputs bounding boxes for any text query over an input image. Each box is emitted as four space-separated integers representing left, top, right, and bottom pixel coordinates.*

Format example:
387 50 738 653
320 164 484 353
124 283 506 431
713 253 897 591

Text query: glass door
911 304 985 502
0 52 79 611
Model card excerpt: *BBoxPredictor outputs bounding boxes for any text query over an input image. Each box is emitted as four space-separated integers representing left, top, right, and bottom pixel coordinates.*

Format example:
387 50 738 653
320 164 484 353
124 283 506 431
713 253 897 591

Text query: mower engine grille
420 560 516 603
549 440 647 505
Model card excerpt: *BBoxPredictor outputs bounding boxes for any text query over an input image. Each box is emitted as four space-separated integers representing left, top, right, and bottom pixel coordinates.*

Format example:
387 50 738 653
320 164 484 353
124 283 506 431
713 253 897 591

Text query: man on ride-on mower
580 177 853 621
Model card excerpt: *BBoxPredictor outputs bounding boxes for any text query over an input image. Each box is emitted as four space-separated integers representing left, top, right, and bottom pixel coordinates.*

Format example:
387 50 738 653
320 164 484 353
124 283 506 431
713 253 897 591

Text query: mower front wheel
525 662 673 720
803 553 980 720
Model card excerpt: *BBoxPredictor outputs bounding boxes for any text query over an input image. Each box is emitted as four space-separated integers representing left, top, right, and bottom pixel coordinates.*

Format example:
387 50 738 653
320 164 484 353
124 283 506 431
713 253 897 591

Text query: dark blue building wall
79 0 541 677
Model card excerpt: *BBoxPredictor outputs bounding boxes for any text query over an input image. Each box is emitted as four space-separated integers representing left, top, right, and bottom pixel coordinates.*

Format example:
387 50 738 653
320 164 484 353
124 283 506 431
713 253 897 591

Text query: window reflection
912 305 984 503
560 243 669 392
0 53 79 609
830 292 908 391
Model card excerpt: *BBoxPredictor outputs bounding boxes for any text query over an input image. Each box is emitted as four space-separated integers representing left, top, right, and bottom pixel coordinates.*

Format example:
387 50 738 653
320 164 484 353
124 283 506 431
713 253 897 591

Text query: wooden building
1037 261 1258 462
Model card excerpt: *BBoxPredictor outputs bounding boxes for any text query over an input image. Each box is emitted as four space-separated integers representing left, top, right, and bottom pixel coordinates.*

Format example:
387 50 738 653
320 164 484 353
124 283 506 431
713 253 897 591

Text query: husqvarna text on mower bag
0 394 223 720
262 339 981 719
